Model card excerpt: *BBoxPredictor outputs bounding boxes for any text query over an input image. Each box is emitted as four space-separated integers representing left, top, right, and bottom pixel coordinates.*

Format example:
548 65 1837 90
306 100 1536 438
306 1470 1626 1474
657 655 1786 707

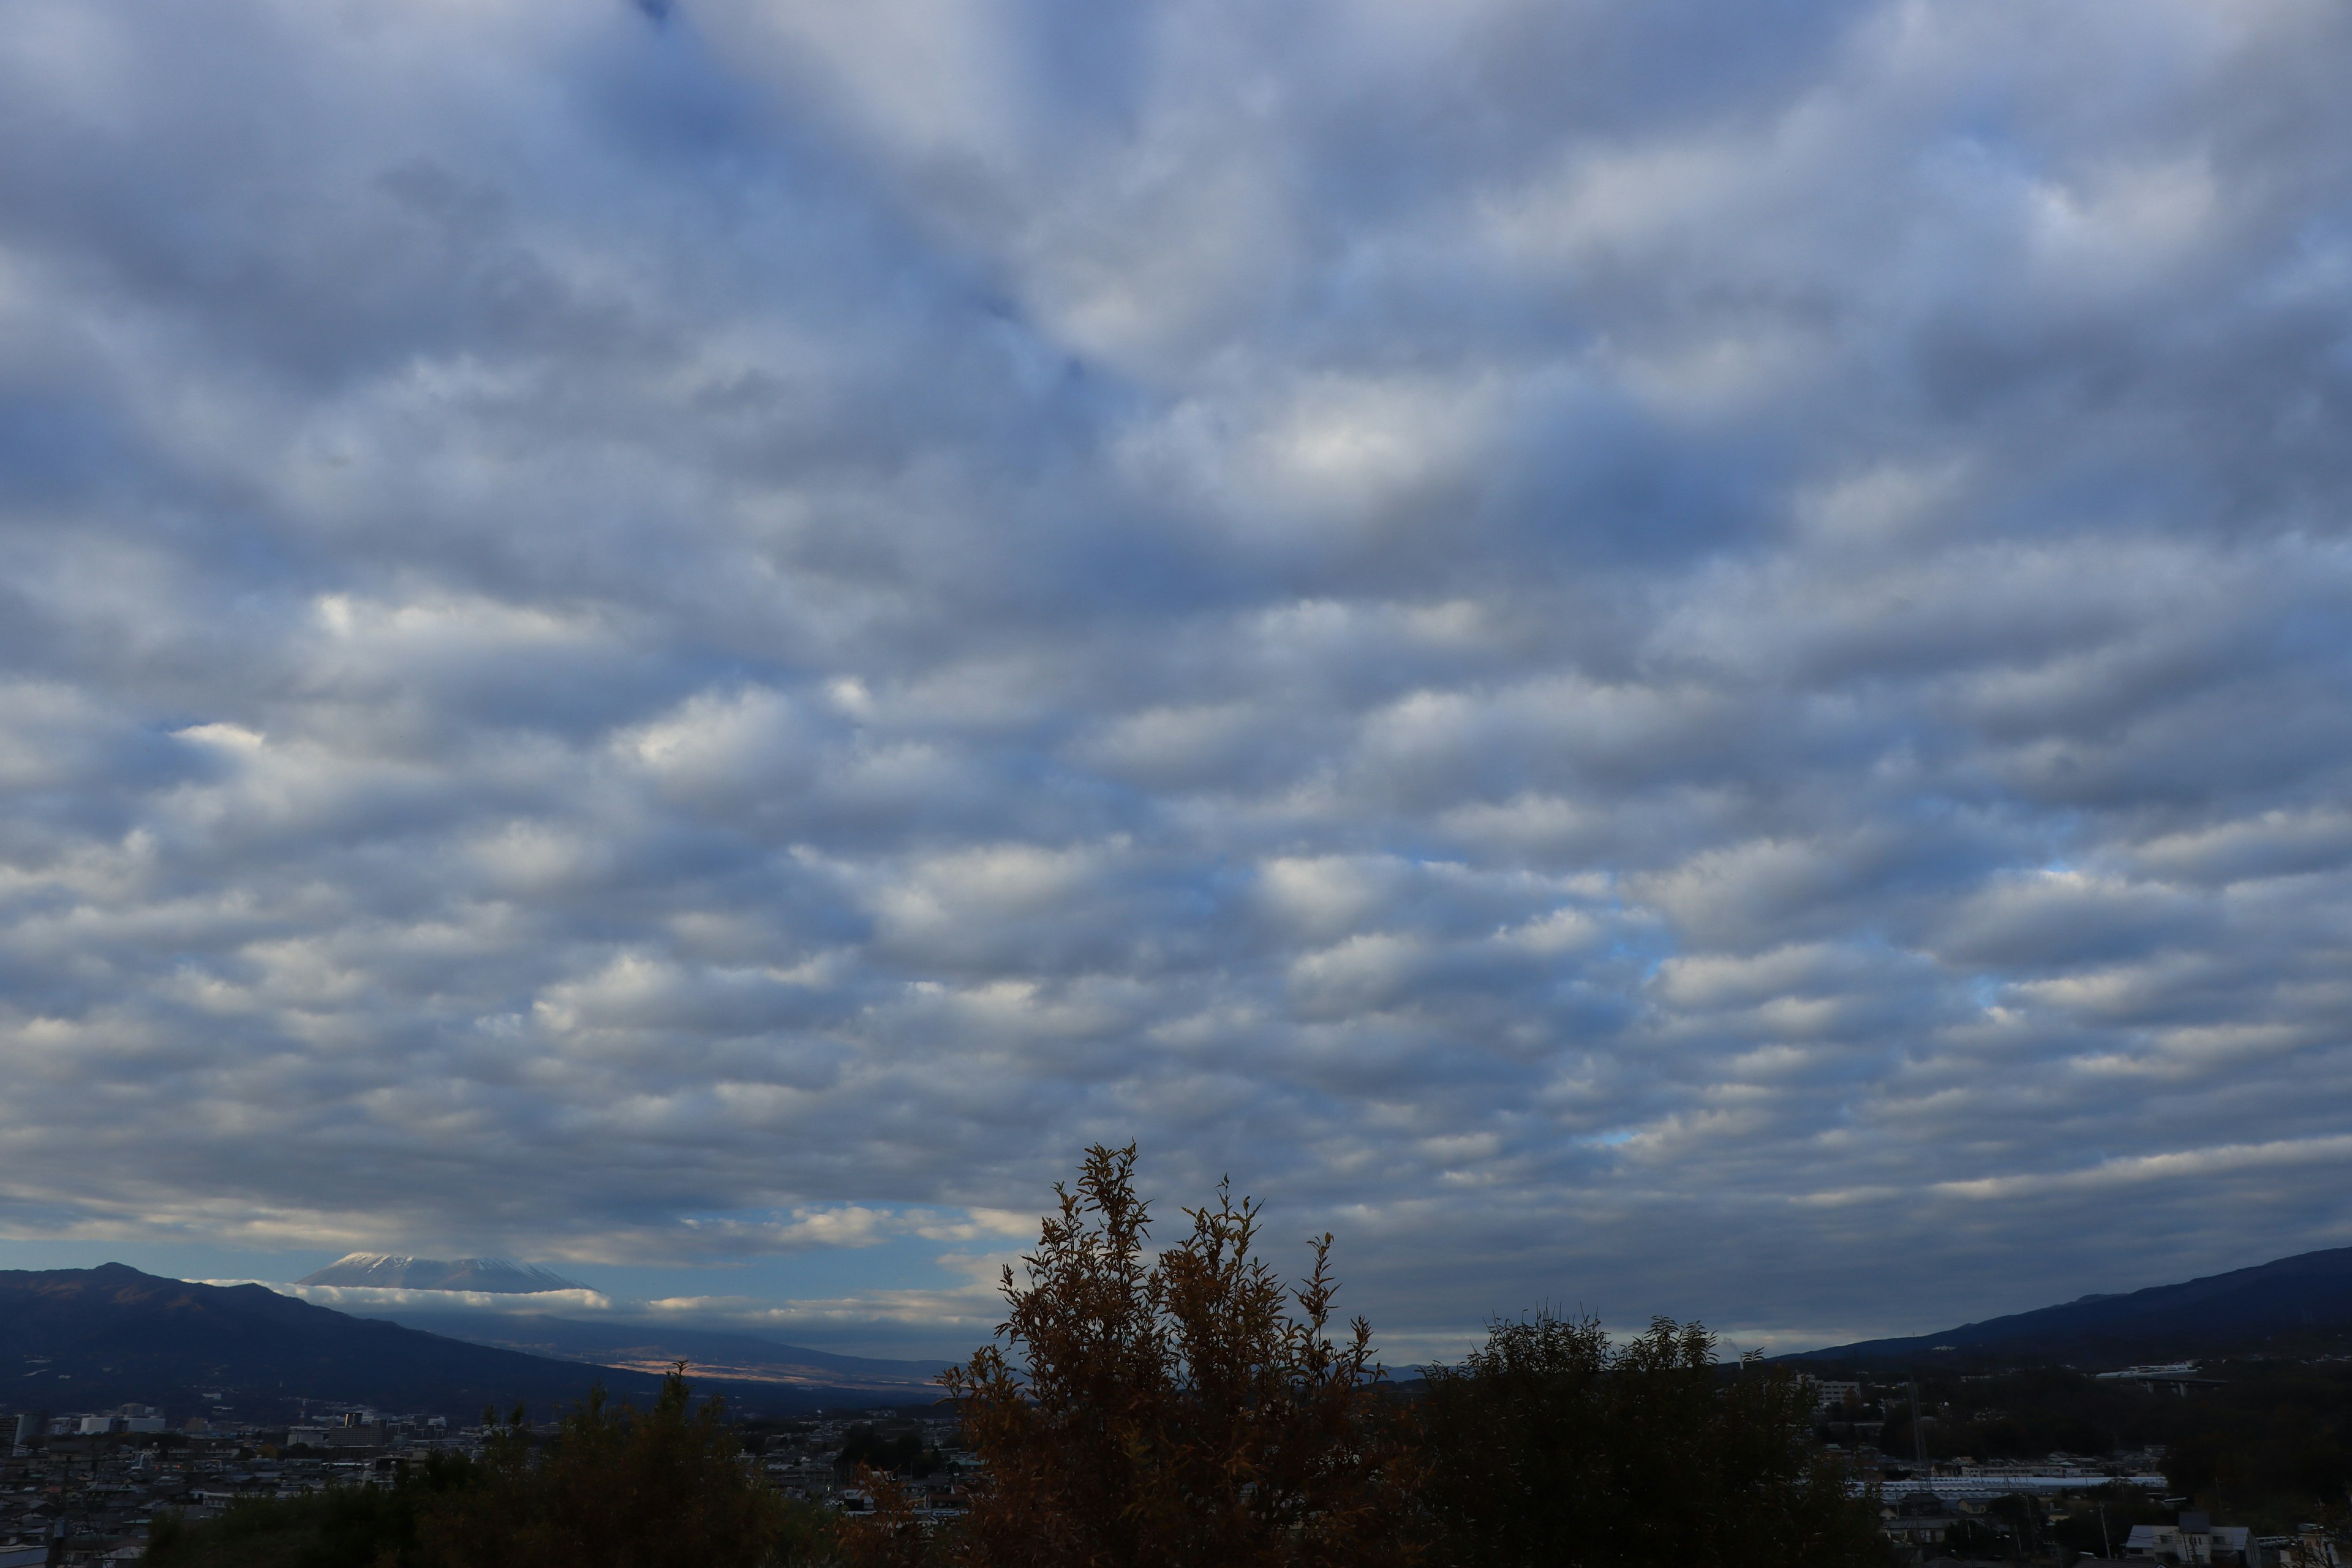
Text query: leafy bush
1417 1309 1885 1568
862 1143 1420 1568
146 1374 838 1568
143 1453 475 1568
419 1365 820 1568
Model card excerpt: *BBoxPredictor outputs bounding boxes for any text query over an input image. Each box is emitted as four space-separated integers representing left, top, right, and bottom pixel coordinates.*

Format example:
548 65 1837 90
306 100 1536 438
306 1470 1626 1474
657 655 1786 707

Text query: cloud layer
4 0 2352 1354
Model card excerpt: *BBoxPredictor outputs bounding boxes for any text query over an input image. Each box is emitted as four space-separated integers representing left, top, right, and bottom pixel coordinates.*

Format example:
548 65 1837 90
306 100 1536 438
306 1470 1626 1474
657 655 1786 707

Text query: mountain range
9 1245 2347 1423
297 1255 588 1294
285 1255 951 1396
1785 1244 2352 1364
0 1265 941 1422
382 1311 954 1395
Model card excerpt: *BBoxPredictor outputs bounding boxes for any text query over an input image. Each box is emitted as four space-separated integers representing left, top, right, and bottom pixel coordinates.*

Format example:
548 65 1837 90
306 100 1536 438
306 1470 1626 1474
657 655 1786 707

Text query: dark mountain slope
0 1263 673 1420
1785 1245 2352 1364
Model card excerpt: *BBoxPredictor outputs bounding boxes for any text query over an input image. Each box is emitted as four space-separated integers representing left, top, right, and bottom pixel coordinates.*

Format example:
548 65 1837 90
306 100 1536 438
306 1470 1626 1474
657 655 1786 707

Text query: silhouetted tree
143 1455 477 1568
1416 1309 1883 1568
419 1363 821 1568
870 1144 1420 1568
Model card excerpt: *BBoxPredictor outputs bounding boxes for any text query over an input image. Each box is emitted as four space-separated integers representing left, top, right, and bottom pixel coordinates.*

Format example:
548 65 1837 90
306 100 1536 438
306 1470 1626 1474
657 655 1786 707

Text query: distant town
6 1357 2350 1567
0 1397 965 1566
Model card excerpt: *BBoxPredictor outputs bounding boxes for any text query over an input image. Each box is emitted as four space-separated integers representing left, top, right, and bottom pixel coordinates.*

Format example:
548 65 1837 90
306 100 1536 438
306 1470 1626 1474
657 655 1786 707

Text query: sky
1 0 2350 1363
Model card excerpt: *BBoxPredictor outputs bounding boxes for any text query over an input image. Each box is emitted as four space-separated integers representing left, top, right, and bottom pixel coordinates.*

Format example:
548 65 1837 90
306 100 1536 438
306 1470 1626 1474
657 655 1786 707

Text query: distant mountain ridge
384 1310 951 1396
292 1259 951 1397
1785 1244 2352 1364
0 1264 662 1420
0 1265 931 1420
298 1254 588 1294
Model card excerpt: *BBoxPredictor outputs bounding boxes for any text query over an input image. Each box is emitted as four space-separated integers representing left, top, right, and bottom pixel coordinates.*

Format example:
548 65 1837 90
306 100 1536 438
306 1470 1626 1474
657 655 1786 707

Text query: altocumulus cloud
2 0 2351 1356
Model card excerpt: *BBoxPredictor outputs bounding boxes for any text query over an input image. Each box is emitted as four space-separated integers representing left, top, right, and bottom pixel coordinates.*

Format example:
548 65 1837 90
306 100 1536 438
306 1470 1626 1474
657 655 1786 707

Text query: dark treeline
1815 1355 2352 1534
145 1372 842 1568
151 1146 1883 1567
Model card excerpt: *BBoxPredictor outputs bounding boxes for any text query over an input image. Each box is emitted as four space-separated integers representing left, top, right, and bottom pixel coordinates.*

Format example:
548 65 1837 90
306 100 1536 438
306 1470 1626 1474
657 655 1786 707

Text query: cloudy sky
2 0 2350 1360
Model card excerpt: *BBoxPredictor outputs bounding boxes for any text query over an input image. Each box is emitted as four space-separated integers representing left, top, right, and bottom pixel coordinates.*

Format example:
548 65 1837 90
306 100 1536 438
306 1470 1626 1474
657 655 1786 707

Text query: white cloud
0 0 2350 1352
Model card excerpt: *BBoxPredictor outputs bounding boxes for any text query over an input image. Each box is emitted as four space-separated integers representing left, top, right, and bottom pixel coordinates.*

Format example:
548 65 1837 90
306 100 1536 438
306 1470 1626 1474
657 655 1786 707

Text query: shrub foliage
910 1142 1420 1568
419 1365 803 1568
1417 1310 1883 1567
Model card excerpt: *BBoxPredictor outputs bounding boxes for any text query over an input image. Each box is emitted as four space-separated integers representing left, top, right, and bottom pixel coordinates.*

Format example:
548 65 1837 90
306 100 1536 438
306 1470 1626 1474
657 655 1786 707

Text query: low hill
1785 1245 2352 1365
0 1265 916 1423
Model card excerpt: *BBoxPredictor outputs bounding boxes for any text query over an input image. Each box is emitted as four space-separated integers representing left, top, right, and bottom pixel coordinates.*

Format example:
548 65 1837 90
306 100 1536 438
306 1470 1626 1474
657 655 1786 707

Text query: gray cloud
2 0 2351 1357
